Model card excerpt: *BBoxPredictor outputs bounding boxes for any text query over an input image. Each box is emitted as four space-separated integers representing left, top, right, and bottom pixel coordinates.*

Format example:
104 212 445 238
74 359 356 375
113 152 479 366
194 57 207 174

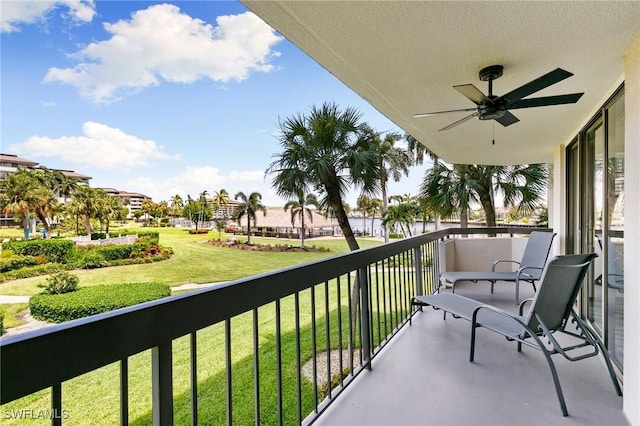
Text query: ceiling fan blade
439 112 477 131
495 111 520 127
453 84 489 105
508 93 584 110
500 68 574 106
414 107 476 118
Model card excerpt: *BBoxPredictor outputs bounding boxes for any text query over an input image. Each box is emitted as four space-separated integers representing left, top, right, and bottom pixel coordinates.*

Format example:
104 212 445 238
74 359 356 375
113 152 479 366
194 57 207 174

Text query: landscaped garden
0 225 384 425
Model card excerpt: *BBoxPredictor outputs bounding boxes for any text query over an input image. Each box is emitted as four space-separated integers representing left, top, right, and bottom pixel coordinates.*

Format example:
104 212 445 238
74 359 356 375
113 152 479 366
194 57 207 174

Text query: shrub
0 312 3 335
0 263 67 283
0 255 37 272
2 239 74 263
96 245 134 261
30 282 171 323
90 232 107 240
78 251 107 269
40 271 79 294
189 229 209 234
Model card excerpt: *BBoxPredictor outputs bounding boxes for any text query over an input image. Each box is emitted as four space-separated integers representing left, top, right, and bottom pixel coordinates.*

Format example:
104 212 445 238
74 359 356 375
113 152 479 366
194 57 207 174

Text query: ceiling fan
414 65 584 131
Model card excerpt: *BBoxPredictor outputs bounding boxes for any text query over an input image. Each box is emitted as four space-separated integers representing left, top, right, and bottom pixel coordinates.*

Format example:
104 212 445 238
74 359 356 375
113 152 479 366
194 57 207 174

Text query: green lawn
0 228 405 425
0 227 380 297
4 287 406 425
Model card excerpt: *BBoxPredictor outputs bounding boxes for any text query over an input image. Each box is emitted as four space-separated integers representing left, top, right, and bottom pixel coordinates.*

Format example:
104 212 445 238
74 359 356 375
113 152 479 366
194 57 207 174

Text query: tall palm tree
266 102 379 251
169 194 183 218
284 192 320 248
368 198 382 237
58 174 78 204
420 163 548 229
211 189 230 221
198 190 209 228
356 195 373 235
32 186 61 239
233 191 266 244
405 133 444 230
370 130 413 242
0 169 38 239
72 185 106 235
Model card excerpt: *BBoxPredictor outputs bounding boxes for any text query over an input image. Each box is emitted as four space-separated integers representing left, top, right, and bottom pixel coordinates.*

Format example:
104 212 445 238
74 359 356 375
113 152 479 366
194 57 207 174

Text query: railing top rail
0 227 544 403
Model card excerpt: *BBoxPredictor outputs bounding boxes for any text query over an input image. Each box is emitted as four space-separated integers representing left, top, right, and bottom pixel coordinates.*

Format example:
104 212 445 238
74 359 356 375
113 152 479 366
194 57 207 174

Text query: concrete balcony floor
315 281 627 426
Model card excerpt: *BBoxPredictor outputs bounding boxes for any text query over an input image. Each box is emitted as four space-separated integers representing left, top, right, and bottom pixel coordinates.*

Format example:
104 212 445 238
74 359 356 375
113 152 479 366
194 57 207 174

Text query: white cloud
1 0 95 32
44 5 283 103
123 166 271 204
9 121 179 170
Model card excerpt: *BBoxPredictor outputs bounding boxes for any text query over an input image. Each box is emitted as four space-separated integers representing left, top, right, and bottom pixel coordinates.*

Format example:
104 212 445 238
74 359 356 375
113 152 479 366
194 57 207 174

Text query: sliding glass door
567 88 624 369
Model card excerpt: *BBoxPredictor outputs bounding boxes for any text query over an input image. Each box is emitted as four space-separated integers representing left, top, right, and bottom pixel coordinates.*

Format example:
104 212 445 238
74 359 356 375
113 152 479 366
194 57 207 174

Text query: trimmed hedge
30 282 171 323
2 239 74 263
0 255 37 272
0 263 67 283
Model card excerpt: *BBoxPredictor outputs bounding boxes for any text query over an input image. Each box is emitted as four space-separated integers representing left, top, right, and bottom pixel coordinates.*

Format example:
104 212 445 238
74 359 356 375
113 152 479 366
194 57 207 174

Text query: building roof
54 169 92 180
241 1 639 165
246 207 338 229
0 153 38 167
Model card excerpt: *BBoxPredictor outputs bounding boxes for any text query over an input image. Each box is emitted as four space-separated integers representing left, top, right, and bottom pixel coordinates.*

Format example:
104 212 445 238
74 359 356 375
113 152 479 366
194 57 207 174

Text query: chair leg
581 318 623 396
470 325 478 362
541 348 569 416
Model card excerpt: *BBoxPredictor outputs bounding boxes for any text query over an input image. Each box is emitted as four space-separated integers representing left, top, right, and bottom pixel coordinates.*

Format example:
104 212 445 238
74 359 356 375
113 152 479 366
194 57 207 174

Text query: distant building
99 188 151 218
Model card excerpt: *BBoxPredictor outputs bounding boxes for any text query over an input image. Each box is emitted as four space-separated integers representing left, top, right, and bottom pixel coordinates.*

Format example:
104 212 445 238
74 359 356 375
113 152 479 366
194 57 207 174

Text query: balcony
0 228 625 425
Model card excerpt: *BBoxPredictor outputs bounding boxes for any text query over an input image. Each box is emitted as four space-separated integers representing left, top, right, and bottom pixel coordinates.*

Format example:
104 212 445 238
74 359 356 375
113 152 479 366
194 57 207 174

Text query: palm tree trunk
300 212 306 249
84 215 92 236
460 207 468 228
382 183 389 243
35 212 51 239
246 215 251 244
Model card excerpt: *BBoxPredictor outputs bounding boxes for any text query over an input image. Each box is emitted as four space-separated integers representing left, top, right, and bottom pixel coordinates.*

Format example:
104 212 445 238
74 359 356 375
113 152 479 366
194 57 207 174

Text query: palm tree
32 186 61 239
140 199 156 227
370 130 413 242
58 174 78 204
0 169 38 239
169 194 183 218
266 102 379 252
284 192 320 248
382 200 417 237
212 188 231 222
233 191 266 244
356 195 373 235
368 198 382 237
198 190 209 228
72 185 106 235
420 163 476 228
405 133 444 230
96 195 122 233
420 163 548 229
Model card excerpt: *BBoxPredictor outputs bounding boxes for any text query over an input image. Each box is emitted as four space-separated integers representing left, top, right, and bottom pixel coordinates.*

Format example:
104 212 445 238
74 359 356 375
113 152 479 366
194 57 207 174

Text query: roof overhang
242 1 639 165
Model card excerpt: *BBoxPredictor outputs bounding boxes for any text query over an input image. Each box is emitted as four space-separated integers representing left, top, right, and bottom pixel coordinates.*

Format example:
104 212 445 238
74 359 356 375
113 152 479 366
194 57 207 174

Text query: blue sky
1 0 429 206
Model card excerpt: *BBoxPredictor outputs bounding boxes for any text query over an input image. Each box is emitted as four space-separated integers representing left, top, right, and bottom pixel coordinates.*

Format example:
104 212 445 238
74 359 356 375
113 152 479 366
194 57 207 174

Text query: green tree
95 195 122 233
284 193 320 248
356 195 373 236
140 199 156 227
420 163 548 229
212 189 230 221
169 194 183 218
32 186 61 239
382 200 417 237
233 191 266 244
370 130 413 242
71 185 107 235
266 102 379 252
0 169 39 239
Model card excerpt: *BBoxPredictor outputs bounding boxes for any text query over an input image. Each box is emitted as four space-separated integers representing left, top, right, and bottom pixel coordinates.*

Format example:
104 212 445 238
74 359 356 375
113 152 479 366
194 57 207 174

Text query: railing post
414 245 423 296
152 342 174 426
358 267 372 370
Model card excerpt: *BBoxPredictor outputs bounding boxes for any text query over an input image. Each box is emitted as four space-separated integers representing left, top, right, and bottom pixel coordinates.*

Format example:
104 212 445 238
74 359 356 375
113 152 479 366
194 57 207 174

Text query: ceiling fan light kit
415 65 584 131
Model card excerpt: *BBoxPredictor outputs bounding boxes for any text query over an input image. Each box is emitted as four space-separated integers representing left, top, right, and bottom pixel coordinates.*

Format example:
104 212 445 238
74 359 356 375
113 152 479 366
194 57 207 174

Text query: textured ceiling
242 1 639 165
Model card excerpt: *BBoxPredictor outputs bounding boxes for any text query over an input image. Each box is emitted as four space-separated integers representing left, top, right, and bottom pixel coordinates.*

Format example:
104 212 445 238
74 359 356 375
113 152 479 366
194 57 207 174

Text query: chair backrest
525 253 598 332
519 231 557 279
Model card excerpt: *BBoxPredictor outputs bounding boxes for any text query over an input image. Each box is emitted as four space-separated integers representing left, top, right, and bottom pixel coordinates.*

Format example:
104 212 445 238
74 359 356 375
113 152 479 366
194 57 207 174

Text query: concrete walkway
0 295 29 304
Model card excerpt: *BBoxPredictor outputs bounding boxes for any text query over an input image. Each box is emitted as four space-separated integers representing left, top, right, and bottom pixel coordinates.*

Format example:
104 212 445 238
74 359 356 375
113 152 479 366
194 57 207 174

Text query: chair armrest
519 298 534 315
492 259 520 272
516 266 543 280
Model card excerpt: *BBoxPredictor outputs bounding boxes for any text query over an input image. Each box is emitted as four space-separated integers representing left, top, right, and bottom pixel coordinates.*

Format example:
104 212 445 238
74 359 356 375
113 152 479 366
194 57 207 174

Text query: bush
0 312 3 335
96 245 134 261
78 251 107 269
189 229 209 234
30 282 171 323
0 255 37 272
2 239 74 263
90 232 107 240
40 271 79 294
0 263 67 283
